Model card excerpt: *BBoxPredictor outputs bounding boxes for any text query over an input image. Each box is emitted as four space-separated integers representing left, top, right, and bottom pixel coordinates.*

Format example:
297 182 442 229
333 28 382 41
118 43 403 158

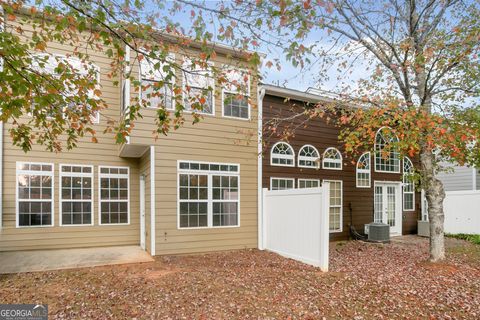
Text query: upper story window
298 145 320 168
375 127 400 173
16 162 54 227
322 147 342 170
140 52 175 110
356 152 371 188
182 59 214 115
31 53 100 123
403 157 415 211
270 142 295 167
222 68 250 119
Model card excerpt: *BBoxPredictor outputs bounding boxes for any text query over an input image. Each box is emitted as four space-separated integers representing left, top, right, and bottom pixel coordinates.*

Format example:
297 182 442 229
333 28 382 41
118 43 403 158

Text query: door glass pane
374 186 383 223
387 186 396 226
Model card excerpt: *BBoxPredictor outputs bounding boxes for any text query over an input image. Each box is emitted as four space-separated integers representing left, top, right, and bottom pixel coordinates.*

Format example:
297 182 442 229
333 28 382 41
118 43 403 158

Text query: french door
374 182 402 235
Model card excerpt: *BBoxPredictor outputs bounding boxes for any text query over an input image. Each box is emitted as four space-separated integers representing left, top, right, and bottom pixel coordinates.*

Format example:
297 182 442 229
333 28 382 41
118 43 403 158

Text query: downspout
472 167 476 191
0 6 4 228
257 86 265 250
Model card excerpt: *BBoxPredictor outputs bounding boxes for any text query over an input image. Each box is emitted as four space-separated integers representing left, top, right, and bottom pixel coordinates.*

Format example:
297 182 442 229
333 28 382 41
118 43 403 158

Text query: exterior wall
262 94 420 240
436 164 475 191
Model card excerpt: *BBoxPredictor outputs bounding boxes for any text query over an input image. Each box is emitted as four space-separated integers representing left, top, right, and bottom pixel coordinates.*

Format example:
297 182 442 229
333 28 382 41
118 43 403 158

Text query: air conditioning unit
367 223 390 243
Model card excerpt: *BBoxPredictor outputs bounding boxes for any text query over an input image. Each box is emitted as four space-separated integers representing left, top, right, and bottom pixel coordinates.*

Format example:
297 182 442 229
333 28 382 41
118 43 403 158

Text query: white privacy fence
444 190 480 234
261 185 330 271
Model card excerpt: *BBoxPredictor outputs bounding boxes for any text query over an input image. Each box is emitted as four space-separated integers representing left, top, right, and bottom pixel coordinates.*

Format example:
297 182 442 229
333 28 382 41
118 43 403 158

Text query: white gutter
257 87 265 250
150 146 156 256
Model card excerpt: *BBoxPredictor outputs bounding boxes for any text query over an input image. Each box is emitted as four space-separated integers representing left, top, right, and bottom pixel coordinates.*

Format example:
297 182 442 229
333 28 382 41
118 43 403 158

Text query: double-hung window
324 180 343 232
178 161 240 228
356 152 371 188
140 52 175 110
182 59 214 115
16 162 54 227
222 68 250 119
99 167 130 225
60 165 94 225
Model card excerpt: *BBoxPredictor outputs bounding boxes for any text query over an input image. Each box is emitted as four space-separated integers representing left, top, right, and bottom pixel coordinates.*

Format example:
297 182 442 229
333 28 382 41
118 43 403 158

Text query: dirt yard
1 236 479 319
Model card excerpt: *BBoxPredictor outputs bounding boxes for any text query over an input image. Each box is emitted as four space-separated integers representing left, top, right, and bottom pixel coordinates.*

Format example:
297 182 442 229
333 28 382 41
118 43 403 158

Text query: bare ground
1 236 479 319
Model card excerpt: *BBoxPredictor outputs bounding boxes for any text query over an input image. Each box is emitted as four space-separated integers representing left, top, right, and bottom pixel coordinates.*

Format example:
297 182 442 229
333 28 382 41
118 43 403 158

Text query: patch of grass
446 233 480 245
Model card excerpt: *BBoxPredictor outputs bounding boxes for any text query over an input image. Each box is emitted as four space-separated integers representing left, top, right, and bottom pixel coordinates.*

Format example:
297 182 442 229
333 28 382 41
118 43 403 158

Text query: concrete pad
0 246 154 274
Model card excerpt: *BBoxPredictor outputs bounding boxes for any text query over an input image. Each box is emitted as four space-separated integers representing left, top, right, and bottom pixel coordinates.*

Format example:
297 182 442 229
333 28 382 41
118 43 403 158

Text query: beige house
0 11 261 256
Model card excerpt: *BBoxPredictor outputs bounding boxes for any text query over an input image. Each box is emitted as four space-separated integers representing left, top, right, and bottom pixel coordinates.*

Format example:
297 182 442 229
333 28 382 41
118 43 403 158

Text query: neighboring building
0 10 260 255
436 164 480 192
261 85 421 240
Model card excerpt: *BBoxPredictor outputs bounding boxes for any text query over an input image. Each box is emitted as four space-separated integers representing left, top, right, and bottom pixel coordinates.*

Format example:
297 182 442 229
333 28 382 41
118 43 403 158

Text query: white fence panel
262 185 330 271
444 190 480 234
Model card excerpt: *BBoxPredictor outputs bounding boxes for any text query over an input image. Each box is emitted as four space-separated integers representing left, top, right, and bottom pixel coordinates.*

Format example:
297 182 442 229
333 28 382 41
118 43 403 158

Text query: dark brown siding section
262 94 420 241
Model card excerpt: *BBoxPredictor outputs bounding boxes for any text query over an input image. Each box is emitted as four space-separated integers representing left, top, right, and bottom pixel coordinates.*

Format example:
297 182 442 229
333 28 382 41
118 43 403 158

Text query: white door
374 183 402 235
140 175 146 250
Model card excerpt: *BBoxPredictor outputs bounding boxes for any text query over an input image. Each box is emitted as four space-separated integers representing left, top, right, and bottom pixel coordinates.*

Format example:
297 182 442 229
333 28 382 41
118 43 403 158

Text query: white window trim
270 177 296 190
270 142 295 167
177 160 241 230
403 157 415 212
322 147 343 170
356 152 371 188
16 162 55 228
139 52 176 110
98 166 130 226
298 144 320 169
374 126 401 173
221 68 251 121
323 179 343 233
297 178 321 188
30 53 101 124
59 164 94 227
181 59 215 116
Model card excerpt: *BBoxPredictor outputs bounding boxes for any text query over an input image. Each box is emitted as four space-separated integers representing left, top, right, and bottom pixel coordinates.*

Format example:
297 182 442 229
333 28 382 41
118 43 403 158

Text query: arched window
322 147 342 170
270 142 295 167
298 145 320 168
356 152 371 188
375 127 400 173
403 157 415 211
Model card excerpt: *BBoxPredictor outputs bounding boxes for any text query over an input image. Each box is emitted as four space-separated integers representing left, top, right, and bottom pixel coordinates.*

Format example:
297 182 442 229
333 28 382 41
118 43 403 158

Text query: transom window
403 157 415 211
183 59 214 115
270 142 295 167
298 179 320 189
99 167 129 225
298 145 320 168
178 161 240 228
375 127 400 173
60 165 93 226
322 147 342 170
222 68 250 119
270 177 295 190
140 53 175 110
324 180 342 232
356 152 371 188
16 162 54 227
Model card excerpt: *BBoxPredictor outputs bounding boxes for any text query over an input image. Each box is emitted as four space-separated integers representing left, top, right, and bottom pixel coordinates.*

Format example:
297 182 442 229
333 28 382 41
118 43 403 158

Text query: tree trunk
420 148 446 262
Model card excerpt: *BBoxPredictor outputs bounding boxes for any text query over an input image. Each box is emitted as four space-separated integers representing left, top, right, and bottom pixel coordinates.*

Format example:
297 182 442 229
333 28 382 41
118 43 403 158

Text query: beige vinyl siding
0 16 140 251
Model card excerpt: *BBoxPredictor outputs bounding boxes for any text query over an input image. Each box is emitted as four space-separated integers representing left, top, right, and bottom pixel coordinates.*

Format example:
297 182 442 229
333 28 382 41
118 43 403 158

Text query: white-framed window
324 180 343 232
356 152 371 188
99 166 129 225
298 145 320 168
16 162 54 227
270 177 295 190
178 161 240 228
222 68 251 119
140 52 175 110
322 147 342 170
60 164 94 226
298 179 320 188
403 157 415 211
182 59 214 115
375 127 400 173
270 142 295 167
31 53 101 123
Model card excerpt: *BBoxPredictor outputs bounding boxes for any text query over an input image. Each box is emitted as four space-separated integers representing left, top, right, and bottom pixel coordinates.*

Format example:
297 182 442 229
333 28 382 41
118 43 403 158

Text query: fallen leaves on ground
1 236 479 319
